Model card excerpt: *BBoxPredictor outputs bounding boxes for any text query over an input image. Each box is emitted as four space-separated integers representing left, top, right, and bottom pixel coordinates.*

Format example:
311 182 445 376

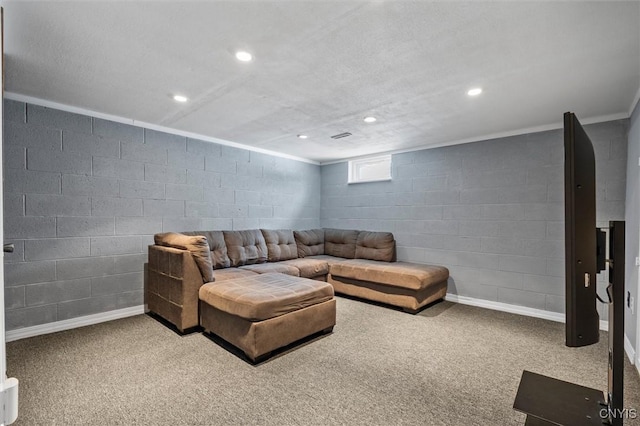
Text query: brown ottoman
198 272 336 362
328 259 449 314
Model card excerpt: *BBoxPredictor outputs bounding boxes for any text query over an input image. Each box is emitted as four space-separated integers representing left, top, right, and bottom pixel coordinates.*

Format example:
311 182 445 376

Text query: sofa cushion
279 258 329 278
199 273 334 321
329 259 449 291
183 230 230 269
239 263 300 277
294 229 325 257
324 228 358 259
261 229 298 261
214 268 259 282
307 254 349 266
154 232 214 283
223 230 268 267
355 231 395 262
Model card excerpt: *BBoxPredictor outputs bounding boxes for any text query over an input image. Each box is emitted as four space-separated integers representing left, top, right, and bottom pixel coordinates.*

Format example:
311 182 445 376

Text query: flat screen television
564 111 600 347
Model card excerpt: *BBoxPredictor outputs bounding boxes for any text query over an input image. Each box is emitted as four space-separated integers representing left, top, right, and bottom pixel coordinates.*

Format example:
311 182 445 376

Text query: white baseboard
5 305 145 342
625 334 636 365
445 293 637 364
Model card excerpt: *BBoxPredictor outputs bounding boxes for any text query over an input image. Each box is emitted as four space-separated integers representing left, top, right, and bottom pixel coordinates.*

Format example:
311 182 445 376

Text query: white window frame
348 154 392 184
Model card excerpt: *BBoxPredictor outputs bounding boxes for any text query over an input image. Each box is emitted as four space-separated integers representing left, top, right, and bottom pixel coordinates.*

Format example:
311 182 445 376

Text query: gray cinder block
143 199 184 217
3 241 25 263
5 169 61 195
5 305 57 329
205 156 237 174
235 190 262 205
119 180 165 199
4 261 56 286
5 287 25 310
93 157 145 181
56 256 115 280
92 118 143 143
144 129 186 152
165 184 203 201
184 202 218 218
121 141 167 165
26 194 91 217
91 197 143 217
25 278 92 306
4 99 25 123
63 130 119 158
186 138 221 156
4 194 24 217
497 287 546 310
161 217 201 232
113 254 147 274
27 149 91 175
57 294 118 321
5 216 56 239
62 175 119 197
5 122 62 150
248 205 273 218
4 146 26 170
27 104 92 133
167 151 205 170
116 217 162 235
232 218 260 230
90 236 143 256
221 145 250 163
25 238 91 261
57 217 115 237
116 291 144 309
91 272 143 296
186 170 221 187
199 218 233 230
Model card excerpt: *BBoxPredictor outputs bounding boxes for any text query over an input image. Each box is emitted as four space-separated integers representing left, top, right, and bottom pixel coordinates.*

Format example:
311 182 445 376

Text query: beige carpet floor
6 297 640 425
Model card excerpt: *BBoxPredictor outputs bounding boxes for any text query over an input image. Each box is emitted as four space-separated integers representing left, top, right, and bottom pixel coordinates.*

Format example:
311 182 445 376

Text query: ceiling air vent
331 132 352 139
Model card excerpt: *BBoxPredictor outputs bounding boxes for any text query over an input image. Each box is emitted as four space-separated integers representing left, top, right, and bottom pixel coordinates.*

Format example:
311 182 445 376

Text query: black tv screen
564 112 599 347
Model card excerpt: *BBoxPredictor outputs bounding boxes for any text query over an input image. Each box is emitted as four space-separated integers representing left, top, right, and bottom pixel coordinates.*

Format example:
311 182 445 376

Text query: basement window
348 155 392 184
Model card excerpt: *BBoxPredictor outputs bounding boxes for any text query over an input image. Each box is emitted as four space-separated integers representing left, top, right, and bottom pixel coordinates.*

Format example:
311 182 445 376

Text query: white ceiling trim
5 91 632 168
4 92 320 166
320 111 630 166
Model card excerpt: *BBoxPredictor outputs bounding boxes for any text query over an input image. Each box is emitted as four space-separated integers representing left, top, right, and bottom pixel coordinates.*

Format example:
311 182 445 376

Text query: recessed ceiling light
467 88 482 96
235 51 253 62
297 134 308 139
173 95 188 103
363 116 377 123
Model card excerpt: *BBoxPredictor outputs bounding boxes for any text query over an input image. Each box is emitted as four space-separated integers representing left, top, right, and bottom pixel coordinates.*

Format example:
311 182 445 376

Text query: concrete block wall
321 119 628 316
3 100 320 330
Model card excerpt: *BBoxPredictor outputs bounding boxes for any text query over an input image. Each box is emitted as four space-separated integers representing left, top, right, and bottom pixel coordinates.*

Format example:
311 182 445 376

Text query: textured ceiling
4 1 640 163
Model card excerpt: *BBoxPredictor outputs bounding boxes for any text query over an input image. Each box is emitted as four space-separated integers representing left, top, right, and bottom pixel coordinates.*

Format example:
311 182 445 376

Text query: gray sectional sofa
146 228 449 361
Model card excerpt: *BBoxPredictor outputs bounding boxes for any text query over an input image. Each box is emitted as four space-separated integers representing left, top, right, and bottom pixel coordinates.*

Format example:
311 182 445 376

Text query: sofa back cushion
154 232 214 282
355 231 396 262
223 230 268 267
183 230 230 269
324 228 358 259
261 229 298 262
294 229 325 257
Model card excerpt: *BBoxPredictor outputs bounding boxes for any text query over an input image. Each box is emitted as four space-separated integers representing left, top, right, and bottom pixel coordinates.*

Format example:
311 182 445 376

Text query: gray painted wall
321 120 628 317
625 101 640 350
3 100 320 331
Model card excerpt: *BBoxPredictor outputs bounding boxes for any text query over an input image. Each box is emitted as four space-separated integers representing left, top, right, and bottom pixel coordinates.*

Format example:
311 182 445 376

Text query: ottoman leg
251 352 272 364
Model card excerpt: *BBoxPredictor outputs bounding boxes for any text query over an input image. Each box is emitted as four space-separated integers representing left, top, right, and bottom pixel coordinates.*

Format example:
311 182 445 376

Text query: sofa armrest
147 245 204 332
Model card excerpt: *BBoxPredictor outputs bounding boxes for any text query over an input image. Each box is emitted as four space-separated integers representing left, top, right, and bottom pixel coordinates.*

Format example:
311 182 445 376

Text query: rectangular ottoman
328 259 449 314
199 272 336 362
